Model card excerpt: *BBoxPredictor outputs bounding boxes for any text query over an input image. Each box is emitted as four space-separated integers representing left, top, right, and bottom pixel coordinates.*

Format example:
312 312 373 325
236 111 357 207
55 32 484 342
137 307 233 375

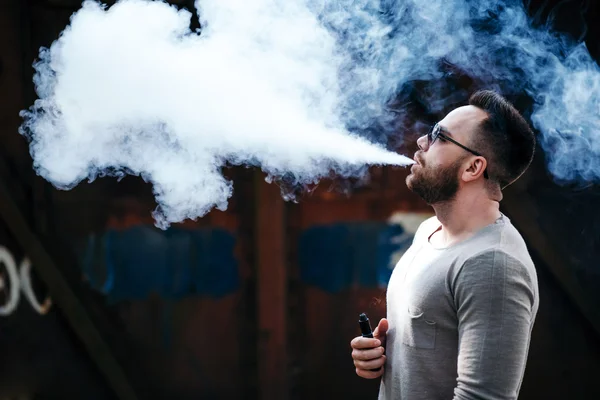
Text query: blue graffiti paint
189 229 239 298
299 221 416 292
299 224 354 293
79 226 239 303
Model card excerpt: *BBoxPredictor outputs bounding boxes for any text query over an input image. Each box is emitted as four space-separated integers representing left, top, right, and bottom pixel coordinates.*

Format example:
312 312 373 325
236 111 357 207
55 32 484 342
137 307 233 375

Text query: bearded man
350 90 539 400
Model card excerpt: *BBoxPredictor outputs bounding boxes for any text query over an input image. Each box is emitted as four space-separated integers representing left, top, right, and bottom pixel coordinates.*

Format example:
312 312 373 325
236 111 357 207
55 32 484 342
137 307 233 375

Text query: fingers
351 333 387 380
355 362 385 379
355 365 385 379
354 354 386 371
350 336 380 350
352 346 385 361
356 367 384 379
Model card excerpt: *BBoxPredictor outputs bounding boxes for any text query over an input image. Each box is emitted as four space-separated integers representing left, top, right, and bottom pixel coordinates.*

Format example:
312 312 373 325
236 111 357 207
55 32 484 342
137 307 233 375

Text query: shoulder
452 249 538 298
462 249 534 275
462 249 536 279
488 214 531 254
450 249 539 315
456 215 536 277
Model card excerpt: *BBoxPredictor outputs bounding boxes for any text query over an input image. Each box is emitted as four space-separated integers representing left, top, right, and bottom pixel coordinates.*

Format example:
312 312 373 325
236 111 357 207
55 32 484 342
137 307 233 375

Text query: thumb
373 318 389 338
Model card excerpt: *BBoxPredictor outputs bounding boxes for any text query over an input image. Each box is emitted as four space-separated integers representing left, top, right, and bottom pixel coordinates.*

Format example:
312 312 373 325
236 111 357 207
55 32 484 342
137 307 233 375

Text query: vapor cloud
20 0 413 228
20 0 600 228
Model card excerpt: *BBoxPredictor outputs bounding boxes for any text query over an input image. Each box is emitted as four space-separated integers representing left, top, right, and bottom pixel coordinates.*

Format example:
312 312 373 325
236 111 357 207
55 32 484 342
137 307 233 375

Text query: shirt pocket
401 306 437 349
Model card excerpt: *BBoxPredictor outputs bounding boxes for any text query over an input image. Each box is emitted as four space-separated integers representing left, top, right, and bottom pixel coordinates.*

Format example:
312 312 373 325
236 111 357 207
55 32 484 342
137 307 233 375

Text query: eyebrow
437 125 455 138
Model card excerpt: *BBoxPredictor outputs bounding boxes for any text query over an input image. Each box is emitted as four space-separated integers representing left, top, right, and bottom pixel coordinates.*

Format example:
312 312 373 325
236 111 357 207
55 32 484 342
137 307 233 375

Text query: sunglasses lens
428 125 438 146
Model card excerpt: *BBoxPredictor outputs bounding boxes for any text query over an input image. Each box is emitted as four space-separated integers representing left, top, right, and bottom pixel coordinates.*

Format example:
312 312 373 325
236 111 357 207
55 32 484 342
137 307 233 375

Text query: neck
431 188 501 246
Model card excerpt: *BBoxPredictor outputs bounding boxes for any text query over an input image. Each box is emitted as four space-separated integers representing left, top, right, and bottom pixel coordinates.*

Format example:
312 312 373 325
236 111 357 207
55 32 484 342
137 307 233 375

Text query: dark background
0 0 599 399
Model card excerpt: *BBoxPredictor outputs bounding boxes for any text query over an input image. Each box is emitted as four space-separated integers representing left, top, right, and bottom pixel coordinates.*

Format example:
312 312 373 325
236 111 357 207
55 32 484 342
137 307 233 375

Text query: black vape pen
358 312 381 371
359 312 374 338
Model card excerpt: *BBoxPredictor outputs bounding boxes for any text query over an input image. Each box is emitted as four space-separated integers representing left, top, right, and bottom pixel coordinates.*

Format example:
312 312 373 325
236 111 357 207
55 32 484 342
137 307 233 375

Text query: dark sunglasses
427 123 489 179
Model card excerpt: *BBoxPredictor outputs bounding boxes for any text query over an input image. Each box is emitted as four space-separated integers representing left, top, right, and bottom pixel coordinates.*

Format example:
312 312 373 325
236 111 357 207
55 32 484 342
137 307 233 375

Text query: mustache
414 151 425 166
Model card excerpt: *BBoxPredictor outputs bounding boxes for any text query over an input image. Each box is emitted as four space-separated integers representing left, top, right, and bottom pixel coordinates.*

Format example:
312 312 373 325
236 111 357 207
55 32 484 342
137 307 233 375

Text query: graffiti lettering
0 246 52 316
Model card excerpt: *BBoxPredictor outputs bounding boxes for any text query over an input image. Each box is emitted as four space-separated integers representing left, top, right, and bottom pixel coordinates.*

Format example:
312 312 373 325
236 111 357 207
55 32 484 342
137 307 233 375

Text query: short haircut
468 90 536 189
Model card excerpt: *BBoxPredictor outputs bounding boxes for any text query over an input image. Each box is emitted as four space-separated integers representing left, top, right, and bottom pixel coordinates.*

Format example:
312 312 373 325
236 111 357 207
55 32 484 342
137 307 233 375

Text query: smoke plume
20 0 413 228
312 0 600 184
20 0 600 228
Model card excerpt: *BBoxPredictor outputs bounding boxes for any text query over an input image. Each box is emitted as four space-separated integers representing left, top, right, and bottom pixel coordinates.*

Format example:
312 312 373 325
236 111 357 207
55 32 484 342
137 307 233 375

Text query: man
350 90 539 400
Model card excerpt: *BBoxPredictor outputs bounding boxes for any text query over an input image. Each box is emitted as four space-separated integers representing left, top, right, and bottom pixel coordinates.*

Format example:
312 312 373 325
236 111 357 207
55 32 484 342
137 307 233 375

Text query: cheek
421 151 437 167
421 156 440 170
424 150 452 171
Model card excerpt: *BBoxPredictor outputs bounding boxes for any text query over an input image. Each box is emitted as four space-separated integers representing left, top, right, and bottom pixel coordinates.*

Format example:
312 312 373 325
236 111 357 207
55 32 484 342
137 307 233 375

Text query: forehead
438 105 488 142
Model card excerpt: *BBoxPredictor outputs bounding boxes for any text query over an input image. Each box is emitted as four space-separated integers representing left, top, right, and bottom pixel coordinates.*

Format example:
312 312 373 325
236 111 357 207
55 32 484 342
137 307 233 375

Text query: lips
413 154 423 166
410 157 420 173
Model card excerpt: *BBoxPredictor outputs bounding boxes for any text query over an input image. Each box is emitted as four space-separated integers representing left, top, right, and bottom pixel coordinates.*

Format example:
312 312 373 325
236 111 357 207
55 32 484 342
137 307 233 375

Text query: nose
416 134 428 151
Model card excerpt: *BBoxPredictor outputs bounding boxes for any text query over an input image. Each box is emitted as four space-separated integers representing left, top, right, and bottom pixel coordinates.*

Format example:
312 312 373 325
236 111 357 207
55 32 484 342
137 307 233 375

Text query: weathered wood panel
255 172 288 400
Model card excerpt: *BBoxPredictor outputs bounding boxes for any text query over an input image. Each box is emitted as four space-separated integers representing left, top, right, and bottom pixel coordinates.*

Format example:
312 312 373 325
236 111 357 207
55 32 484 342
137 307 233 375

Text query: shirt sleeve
452 250 537 400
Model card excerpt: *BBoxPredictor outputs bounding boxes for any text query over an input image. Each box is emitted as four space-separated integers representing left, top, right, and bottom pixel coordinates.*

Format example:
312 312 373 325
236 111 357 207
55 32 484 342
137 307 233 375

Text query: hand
350 318 389 379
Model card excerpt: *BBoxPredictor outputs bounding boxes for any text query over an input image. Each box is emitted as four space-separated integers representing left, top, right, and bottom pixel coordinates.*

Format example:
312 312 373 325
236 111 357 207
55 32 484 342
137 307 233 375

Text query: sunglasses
427 123 489 179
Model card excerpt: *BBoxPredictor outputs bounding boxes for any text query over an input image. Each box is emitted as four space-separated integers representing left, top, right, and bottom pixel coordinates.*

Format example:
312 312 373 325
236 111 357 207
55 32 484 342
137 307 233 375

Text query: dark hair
468 90 536 189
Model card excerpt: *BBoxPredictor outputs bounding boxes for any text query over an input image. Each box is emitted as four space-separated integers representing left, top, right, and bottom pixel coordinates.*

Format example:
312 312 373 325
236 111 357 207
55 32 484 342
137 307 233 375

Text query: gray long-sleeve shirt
378 214 539 400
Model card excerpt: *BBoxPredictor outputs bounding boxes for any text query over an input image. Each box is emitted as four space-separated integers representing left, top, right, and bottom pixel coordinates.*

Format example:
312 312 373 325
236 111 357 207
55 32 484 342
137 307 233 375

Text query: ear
462 156 487 182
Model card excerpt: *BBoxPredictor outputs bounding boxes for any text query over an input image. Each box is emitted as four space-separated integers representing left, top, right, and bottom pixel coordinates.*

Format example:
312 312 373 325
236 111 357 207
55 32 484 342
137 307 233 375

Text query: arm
452 251 537 400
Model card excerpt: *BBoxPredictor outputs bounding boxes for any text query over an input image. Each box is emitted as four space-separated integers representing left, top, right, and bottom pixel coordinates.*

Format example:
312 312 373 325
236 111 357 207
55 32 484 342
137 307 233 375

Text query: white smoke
20 0 413 229
22 0 600 229
311 0 600 187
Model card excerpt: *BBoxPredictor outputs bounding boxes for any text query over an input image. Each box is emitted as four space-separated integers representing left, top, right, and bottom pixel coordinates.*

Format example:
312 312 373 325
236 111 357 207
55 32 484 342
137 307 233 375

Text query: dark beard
406 159 462 204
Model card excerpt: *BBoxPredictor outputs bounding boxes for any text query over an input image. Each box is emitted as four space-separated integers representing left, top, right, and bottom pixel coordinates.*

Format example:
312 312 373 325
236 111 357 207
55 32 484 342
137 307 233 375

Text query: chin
405 174 415 191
